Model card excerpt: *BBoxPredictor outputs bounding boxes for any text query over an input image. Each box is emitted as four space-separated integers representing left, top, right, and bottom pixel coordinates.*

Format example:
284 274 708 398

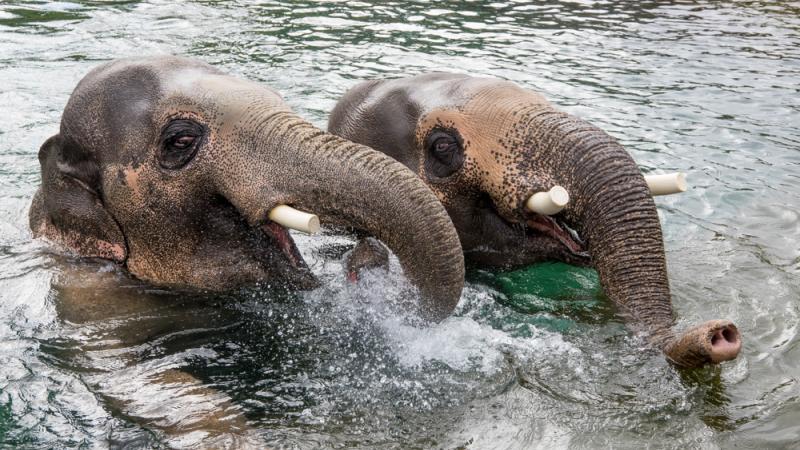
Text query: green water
1 1 798 448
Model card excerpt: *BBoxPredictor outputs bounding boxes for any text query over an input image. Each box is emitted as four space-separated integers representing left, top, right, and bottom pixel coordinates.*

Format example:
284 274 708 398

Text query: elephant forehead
163 73 285 108
157 76 292 138
462 84 550 122
459 86 552 169
60 64 161 167
366 73 471 113
414 81 550 146
64 58 286 161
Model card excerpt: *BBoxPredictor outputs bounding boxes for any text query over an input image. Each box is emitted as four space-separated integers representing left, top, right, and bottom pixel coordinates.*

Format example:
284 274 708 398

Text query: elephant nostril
710 326 740 348
722 327 738 344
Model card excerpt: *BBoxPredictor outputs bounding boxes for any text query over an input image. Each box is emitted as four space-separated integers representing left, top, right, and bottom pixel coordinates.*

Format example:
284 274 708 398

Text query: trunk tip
664 320 741 367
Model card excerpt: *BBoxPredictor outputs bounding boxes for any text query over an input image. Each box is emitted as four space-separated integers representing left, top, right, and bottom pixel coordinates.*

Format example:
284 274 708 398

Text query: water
1 1 798 448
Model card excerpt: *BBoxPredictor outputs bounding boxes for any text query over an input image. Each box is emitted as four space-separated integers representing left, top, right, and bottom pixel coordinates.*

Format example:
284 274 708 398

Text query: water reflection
35 262 255 446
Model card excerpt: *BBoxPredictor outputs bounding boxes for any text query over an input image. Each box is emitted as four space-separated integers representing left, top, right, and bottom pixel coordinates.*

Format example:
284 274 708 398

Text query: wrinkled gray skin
29 57 465 321
329 73 741 367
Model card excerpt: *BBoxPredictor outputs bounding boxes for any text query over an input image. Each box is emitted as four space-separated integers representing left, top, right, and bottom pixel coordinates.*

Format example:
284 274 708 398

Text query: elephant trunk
524 110 740 367
219 111 464 321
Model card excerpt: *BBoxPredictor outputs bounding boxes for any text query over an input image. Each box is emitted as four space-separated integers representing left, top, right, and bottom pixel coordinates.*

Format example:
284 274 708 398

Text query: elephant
328 73 742 368
29 57 465 321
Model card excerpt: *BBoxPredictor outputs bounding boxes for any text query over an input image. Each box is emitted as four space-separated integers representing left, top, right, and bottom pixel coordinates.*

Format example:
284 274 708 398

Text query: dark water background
1 1 798 448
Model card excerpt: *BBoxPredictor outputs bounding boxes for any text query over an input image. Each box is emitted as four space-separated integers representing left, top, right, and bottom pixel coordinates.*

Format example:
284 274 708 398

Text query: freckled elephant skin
328 73 741 367
29 57 464 321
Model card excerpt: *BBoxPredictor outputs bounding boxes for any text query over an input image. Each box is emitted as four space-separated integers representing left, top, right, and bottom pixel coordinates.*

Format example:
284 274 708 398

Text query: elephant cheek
95 239 126 262
122 167 144 200
464 144 538 219
40 221 126 263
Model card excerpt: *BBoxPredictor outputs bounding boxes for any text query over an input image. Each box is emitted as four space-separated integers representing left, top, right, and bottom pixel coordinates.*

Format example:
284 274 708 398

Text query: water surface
1 1 798 448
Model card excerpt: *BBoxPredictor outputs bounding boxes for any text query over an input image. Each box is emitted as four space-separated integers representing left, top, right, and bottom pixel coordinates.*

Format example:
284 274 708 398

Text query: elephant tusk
525 186 570 215
644 172 687 196
268 205 320 234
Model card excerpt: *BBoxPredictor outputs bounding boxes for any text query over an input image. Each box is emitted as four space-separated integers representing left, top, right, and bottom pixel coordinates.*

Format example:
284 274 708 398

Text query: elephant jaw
526 214 588 258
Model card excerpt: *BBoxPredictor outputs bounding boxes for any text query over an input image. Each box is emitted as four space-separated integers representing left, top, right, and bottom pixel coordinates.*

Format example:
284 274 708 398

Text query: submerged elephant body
30 57 464 320
329 73 741 367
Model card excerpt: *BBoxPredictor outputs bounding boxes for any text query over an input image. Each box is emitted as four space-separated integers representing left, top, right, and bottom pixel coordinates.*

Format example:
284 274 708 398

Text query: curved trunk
220 111 464 321
542 111 674 340
525 109 739 366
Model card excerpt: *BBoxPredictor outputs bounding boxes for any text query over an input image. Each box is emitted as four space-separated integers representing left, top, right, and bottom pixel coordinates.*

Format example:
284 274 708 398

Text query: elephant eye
434 137 455 153
159 119 206 170
425 129 464 180
171 135 195 149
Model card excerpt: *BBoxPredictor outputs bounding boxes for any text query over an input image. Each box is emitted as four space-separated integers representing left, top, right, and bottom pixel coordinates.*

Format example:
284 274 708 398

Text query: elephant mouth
459 194 590 267
526 214 588 257
207 196 310 274
260 221 305 269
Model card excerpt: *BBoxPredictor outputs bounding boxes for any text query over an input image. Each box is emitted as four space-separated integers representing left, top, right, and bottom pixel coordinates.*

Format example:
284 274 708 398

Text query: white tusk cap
644 172 687 196
525 185 570 215
268 205 320 234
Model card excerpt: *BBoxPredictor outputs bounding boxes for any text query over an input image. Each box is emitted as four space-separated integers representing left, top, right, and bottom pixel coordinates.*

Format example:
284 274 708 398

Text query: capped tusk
525 185 570 215
644 172 687 196
268 205 320 234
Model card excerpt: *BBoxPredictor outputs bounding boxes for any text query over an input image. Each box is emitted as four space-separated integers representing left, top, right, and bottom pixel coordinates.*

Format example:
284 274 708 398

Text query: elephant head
29 57 465 321
328 73 741 367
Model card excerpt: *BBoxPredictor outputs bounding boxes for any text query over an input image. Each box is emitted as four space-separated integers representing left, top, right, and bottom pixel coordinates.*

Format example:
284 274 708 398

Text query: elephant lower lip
261 222 305 268
526 215 587 255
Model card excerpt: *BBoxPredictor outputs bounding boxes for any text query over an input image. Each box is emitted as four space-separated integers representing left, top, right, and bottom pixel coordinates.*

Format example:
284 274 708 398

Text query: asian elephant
29 57 465 321
328 73 741 367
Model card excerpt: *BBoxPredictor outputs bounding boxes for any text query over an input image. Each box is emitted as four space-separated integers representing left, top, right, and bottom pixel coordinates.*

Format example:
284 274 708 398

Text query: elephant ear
30 134 127 263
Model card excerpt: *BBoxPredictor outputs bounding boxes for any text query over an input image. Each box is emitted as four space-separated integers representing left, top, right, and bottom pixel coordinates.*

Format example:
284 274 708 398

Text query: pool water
1 1 798 448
